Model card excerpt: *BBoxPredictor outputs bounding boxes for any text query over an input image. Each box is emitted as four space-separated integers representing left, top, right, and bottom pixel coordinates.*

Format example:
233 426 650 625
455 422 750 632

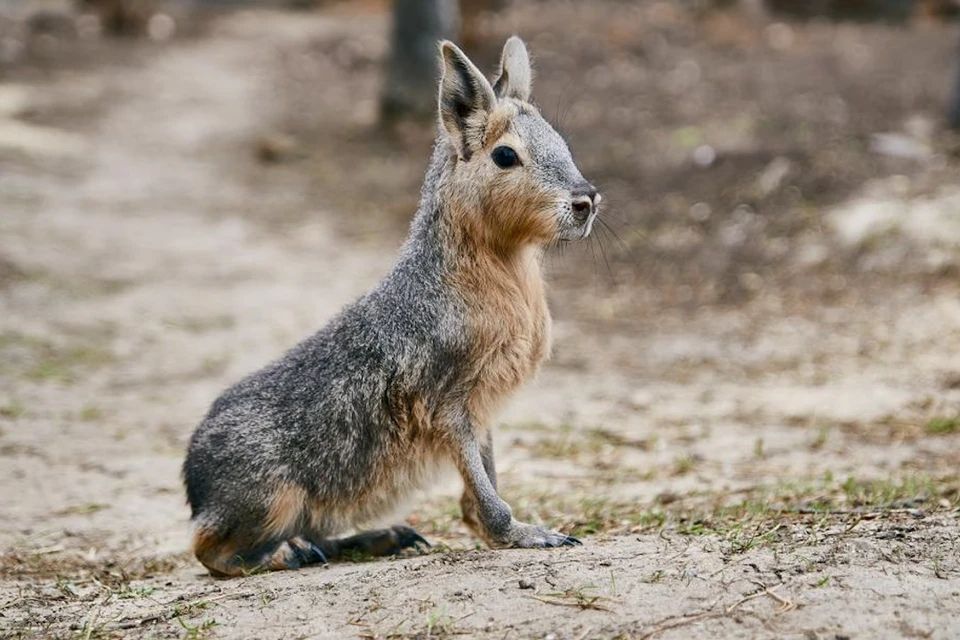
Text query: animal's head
436 37 600 249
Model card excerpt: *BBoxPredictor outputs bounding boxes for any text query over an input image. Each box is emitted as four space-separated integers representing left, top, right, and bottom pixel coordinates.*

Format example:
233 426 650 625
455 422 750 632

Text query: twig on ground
747 581 796 613
81 602 102 640
527 588 615 612
640 581 799 640
737 581 796 613
637 606 725 640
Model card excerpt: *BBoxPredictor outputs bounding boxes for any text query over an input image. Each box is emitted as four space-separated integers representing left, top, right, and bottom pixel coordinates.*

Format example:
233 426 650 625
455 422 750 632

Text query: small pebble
518 578 535 590
256 132 298 163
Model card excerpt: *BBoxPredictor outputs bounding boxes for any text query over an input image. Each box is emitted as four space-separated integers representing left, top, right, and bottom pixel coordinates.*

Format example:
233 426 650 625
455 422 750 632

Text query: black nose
571 184 599 223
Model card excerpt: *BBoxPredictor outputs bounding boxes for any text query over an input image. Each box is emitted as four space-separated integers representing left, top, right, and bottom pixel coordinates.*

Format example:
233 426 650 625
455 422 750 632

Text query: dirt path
0 9 394 556
1 7 959 640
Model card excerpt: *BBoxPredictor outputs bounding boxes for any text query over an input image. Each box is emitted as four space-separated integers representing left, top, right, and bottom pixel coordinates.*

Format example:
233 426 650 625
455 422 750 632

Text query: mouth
579 209 599 238
557 207 599 242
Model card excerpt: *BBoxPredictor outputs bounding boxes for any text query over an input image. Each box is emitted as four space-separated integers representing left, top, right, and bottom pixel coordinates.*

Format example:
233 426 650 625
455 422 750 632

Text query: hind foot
325 525 430 560
280 536 328 569
195 532 327 577
244 537 329 574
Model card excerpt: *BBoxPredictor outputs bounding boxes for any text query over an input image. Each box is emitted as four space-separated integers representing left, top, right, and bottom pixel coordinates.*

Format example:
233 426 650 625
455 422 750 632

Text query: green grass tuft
0 400 25 419
925 416 960 435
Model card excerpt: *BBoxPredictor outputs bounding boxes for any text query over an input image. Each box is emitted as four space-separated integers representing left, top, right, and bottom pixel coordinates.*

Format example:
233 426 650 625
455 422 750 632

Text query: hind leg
193 527 327 577
312 525 430 561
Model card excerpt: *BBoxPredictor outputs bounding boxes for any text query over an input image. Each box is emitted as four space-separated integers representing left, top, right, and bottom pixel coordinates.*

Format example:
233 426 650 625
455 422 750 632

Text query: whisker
554 77 574 130
589 193 632 226
587 229 599 278
597 216 647 274
593 224 614 283
545 238 560 273
601 210 650 250
597 206 631 226
596 216 635 255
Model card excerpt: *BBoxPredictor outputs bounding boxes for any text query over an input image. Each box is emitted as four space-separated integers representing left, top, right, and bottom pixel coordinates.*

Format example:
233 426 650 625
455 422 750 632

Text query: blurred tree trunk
82 0 155 36
950 28 960 129
460 0 507 50
381 0 460 123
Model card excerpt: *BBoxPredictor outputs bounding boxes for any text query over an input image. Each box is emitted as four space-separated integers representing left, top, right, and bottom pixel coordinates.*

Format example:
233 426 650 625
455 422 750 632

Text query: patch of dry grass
511 422 653 460
0 399 25 419
412 473 960 554
0 543 187 585
0 332 115 383
812 411 960 443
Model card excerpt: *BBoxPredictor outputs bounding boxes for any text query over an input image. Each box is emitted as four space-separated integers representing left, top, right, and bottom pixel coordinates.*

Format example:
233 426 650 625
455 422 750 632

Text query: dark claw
392 525 431 553
291 540 328 566
409 532 431 550
562 535 582 547
308 541 329 564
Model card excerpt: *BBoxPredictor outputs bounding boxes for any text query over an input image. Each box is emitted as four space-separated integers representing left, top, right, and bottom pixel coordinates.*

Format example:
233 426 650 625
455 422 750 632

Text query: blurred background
2 0 959 302
2 0 960 637
8 0 959 304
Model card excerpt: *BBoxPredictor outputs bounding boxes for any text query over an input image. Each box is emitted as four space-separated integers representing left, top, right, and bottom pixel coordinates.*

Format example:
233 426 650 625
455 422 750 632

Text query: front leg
455 423 580 549
460 430 496 538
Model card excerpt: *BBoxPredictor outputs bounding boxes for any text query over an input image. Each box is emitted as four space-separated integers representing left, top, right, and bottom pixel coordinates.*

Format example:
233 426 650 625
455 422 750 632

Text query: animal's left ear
492 36 532 102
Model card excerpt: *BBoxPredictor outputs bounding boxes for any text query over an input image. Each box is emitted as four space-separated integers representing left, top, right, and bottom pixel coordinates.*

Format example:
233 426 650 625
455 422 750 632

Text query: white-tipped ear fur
438 40 496 161
493 36 532 102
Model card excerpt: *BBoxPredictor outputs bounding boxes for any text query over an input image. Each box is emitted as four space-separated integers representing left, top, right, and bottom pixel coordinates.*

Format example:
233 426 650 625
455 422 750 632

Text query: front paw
504 522 581 548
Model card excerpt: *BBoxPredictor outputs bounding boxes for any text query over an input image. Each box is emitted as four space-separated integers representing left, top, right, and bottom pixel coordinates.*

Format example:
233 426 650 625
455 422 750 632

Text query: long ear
492 36 532 102
438 41 496 161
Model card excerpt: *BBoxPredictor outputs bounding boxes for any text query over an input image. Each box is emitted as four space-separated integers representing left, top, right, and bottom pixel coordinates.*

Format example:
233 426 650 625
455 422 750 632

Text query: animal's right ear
493 36 532 101
438 41 496 161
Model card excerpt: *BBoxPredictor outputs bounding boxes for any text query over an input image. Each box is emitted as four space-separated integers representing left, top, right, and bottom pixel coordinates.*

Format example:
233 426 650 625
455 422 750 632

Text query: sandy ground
1 5 960 639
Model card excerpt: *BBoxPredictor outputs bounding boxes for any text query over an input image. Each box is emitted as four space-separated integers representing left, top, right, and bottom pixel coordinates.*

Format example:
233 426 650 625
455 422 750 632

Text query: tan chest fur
453 246 552 429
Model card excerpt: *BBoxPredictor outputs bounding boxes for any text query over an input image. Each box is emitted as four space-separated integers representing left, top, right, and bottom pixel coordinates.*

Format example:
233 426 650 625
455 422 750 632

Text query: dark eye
491 146 520 169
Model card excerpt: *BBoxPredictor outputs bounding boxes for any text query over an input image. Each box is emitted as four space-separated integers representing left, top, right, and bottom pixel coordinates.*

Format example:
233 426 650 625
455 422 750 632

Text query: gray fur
184 167 468 533
183 37 597 572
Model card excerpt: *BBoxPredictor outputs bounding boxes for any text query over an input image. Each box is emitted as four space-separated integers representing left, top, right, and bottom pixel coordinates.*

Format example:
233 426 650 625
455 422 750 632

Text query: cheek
491 173 561 212
482 175 560 240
